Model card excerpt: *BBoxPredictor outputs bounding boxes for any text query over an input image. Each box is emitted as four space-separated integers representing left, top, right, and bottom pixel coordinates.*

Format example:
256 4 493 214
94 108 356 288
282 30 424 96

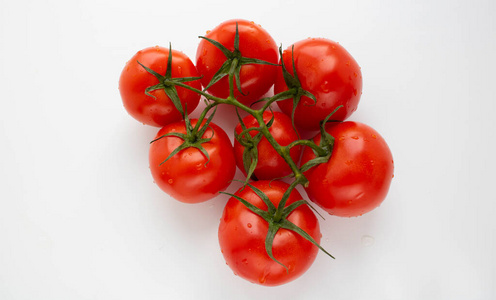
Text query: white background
1 0 495 299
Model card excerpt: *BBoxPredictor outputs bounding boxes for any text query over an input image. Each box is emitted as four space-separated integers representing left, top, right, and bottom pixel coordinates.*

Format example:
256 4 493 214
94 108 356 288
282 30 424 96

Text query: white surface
1 0 495 299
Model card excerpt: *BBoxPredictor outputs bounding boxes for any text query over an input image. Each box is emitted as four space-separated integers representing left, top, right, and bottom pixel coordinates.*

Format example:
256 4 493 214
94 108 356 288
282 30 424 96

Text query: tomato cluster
119 19 394 286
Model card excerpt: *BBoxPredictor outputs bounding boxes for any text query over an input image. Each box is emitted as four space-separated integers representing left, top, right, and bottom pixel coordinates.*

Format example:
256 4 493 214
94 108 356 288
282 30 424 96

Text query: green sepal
150 132 187 144
199 22 280 98
282 199 325 221
219 192 271 220
280 45 299 88
202 59 232 92
198 36 233 58
137 43 201 118
243 181 277 214
240 56 279 67
299 155 331 173
163 85 185 117
242 147 259 182
158 139 190 166
195 106 218 139
265 223 288 272
234 109 265 182
280 218 335 259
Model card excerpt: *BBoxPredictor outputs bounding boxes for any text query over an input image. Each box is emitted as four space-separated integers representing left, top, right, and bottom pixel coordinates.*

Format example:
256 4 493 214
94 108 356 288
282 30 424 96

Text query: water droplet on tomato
196 163 203 170
346 60 350 66
168 178 174 184
242 258 248 265
355 192 365 200
361 235 375 247
259 268 271 284
320 81 330 93
288 264 295 272
371 134 377 139
247 223 252 228
351 136 359 140
353 88 358 96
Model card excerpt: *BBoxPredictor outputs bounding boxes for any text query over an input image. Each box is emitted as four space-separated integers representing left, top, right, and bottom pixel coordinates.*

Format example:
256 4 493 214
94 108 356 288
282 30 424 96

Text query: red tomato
274 38 362 131
219 181 321 286
301 122 394 217
234 111 301 180
196 19 278 105
119 46 201 127
149 119 236 203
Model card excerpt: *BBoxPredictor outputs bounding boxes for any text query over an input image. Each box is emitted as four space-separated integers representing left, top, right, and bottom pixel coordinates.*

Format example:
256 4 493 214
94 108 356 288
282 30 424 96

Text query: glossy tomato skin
234 111 301 180
274 38 362 131
301 122 394 217
219 181 321 286
196 19 278 105
119 46 201 127
149 119 236 203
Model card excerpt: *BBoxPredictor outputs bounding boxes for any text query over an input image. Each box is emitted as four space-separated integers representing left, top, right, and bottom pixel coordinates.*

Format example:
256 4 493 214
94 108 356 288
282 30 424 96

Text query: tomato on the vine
234 111 301 180
195 19 279 105
274 38 362 131
219 180 321 286
301 121 394 217
119 46 201 127
149 119 236 203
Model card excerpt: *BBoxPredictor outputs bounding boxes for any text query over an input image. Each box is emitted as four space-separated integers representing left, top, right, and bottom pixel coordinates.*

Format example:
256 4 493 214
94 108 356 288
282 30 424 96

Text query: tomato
149 119 236 203
195 19 279 105
301 122 394 217
119 46 201 127
274 38 362 131
234 111 301 180
218 180 321 286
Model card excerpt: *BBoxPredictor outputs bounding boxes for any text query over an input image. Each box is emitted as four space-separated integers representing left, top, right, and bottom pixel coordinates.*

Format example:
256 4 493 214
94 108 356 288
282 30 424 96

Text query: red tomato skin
119 46 201 127
234 111 301 180
196 19 278 105
301 122 394 217
149 119 236 203
219 181 321 286
274 38 362 131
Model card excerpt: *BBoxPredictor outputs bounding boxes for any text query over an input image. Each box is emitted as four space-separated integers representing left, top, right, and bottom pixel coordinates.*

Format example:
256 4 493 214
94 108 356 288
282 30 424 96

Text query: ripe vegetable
301 121 394 217
219 181 322 286
234 111 301 180
149 118 236 203
196 19 279 105
274 38 362 131
119 46 201 127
